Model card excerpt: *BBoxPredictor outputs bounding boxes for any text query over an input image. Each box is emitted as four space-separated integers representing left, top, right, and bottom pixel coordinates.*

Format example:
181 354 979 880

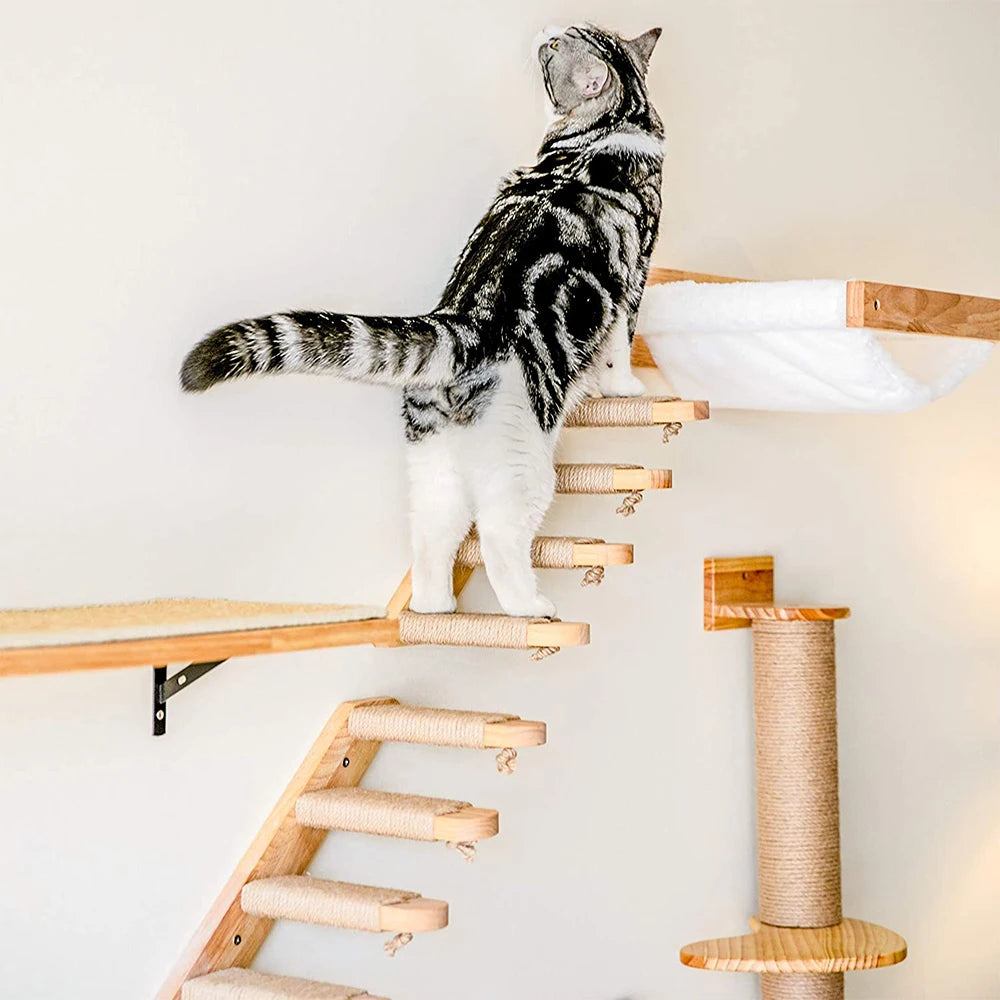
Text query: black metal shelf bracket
152 659 227 736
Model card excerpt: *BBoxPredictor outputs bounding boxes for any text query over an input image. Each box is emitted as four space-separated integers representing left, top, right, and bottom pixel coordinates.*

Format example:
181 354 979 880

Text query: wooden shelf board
680 917 907 974
572 541 634 567
0 615 397 678
716 603 851 623
612 467 672 491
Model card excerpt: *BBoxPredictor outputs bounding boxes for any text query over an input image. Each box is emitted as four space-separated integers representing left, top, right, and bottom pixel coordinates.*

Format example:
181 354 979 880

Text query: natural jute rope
295 788 469 841
760 973 844 1000
565 396 675 427
398 610 561 659
753 619 842 930
555 463 639 493
456 533 606 586
241 876 414 932
181 968 373 1000
348 704 520 773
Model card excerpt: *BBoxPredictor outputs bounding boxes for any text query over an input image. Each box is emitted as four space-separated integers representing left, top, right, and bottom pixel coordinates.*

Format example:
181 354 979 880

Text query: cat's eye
549 39 559 50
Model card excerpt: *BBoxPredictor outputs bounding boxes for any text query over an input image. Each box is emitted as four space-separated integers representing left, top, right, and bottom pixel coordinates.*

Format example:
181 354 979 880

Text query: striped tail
179 310 473 392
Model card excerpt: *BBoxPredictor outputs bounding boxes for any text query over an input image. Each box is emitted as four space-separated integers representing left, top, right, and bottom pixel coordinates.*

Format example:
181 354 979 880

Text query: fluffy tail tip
180 336 228 392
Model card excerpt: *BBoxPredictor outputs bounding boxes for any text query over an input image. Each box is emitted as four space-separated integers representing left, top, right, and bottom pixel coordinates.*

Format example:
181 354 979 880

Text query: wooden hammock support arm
631 266 1000 370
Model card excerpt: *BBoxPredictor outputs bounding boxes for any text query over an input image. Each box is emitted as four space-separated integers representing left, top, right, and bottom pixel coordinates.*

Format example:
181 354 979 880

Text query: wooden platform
680 917 908 974
0 598 393 677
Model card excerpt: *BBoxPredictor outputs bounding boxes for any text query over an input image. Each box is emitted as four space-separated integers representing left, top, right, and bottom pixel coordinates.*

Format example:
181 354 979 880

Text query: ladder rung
555 464 672 494
565 396 710 427
347 703 546 749
397 611 589 650
455 535 633 569
295 788 499 843
680 917 908 974
240 876 447 933
181 968 386 1000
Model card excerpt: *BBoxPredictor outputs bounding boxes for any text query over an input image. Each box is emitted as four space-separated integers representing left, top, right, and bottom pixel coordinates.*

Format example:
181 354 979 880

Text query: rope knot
530 645 559 660
447 840 477 862
662 421 683 443
383 932 412 957
581 565 605 587
495 746 518 774
616 491 643 517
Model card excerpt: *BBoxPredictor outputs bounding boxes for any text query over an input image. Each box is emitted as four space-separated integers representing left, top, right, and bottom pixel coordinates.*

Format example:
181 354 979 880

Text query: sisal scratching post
680 557 906 996
754 619 843 1000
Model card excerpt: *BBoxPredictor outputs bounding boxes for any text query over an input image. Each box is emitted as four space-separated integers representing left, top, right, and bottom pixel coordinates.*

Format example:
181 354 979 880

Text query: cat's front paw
409 592 457 614
502 594 557 619
598 367 646 398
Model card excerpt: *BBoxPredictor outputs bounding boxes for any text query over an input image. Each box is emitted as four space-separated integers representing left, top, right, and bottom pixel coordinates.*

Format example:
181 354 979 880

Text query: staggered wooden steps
158 698 544 1000
182 969 385 1000
295 788 499 844
681 917 908 974
240 876 448 934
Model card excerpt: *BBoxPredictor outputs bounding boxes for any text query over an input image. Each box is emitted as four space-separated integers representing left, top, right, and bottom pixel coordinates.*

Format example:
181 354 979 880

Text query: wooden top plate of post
704 556 850 631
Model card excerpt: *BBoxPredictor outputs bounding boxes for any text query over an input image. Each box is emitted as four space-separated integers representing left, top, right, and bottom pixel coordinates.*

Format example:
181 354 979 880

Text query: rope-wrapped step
455 534 633 587
347 703 546 774
397 610 589 660
241 876 446 956
555 464 672 516
181 969 385 1000
294 787 499 860
564 395 706 441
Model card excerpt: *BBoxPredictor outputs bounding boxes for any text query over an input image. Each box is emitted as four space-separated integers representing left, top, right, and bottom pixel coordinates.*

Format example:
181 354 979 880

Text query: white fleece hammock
637 279 993 412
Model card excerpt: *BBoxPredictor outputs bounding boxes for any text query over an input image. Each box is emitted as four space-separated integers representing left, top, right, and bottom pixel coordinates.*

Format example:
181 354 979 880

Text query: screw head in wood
342 757 350 767
233 934 241 945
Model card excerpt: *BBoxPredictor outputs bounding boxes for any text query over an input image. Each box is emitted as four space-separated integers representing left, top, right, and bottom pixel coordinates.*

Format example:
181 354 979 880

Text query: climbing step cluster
166 697 546 1000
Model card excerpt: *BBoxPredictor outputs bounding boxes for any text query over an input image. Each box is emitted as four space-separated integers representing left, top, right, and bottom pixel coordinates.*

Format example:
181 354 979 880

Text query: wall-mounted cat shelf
157 697 547 1000
682 556 906 999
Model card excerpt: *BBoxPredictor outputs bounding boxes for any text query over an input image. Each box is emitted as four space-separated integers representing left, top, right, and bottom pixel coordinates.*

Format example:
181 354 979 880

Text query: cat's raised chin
180 24 663 619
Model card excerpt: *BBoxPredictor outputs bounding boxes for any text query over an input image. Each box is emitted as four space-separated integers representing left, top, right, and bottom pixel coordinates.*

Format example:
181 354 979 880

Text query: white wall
1 2 997 998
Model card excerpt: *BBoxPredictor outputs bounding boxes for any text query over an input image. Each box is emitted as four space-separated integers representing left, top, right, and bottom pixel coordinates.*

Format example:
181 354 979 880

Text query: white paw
501 594 557 619
409 591 457 614
598 368 646 398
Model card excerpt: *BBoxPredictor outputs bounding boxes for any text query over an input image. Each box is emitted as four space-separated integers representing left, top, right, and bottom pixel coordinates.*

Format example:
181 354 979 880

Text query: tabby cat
181 24 664 618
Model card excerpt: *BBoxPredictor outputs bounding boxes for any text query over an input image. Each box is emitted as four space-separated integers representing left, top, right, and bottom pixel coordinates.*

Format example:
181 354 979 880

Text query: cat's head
537 24 661 130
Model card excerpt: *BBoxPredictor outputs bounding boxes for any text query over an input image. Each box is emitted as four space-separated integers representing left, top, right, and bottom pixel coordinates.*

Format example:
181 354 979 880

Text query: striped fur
181 24 664 617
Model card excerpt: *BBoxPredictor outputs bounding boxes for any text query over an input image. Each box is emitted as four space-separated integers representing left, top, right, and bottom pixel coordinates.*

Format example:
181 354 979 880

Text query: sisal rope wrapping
565 396 675 427
181 968 376 1000
555 463 640 494
761 973 844 1000
753 619 842 929
398 611 541 649
241 876 414 932
348 704 517 748
455 534 600 569
295 788 469 841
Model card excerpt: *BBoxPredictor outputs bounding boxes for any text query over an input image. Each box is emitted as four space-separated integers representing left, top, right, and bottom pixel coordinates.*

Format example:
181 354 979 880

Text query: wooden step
240 876 448 933
295 787 499 843
555 463 672 494
565 395 709 428
182 968 385 1000
397 610 589 652
347 703 546 750
455 535 633 570
680 918 908 974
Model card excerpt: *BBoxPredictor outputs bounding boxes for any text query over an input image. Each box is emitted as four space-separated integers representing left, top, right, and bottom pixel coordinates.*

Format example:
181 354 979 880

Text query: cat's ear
625 27 661 72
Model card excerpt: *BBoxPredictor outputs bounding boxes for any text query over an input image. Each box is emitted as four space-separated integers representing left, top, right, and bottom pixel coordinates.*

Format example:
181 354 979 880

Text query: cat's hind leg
475 468 557 620
597 309 646 397
407 441 472 614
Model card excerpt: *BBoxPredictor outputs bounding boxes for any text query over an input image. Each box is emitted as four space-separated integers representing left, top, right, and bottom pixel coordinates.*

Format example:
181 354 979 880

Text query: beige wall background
1 1 997 998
